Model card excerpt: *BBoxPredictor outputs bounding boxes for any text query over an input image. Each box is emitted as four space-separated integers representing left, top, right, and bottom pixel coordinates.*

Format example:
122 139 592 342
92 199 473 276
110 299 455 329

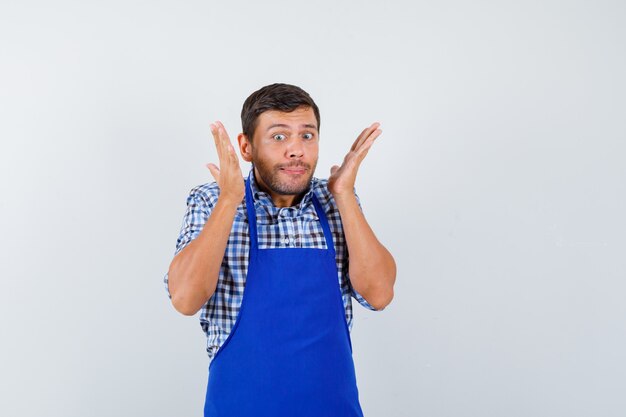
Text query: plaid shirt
164 167 377 361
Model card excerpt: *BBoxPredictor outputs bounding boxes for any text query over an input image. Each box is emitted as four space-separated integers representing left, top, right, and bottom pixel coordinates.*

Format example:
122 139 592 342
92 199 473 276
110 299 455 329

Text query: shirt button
284 237 290 245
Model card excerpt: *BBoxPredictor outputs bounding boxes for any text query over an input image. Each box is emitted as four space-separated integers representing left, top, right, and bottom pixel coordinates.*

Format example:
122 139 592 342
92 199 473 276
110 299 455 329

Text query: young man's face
242 106 319 197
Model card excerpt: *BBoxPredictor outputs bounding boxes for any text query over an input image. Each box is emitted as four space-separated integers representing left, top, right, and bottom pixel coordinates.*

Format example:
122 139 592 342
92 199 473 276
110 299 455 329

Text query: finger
350 127 369 151
215 121 230 144
228 142 240 164
361 128 382 150
215 122 228 161
355 129 382 160
353 122 381 152
206 163 220 182
351 122 380 151
217 122 234 162
355 127 382 154
330 165 340 176
210 123 218 147
210 122 225 161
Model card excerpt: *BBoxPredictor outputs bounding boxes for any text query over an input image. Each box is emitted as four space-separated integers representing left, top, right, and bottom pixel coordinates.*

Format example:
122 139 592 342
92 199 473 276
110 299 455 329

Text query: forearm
334 193 396 310
167 196 239 315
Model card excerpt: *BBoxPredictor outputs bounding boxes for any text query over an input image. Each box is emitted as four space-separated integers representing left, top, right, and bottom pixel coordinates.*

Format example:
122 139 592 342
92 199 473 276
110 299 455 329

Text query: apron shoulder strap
311 192 336 255
244 178 259 251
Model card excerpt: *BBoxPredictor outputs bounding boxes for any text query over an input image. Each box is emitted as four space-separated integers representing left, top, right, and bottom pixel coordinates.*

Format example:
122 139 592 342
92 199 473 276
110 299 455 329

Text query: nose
285 139 304 159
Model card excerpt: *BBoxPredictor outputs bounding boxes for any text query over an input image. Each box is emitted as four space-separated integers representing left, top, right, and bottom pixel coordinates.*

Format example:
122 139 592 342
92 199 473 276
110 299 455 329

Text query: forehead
256 107 318 130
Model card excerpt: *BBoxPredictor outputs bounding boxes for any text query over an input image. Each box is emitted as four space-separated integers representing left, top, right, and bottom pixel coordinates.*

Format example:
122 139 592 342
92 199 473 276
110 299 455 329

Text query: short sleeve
163 185 218 299
351 285 380 311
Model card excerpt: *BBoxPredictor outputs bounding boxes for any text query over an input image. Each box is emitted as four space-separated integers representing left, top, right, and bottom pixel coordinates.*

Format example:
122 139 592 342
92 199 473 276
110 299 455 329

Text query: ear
238 133 253 163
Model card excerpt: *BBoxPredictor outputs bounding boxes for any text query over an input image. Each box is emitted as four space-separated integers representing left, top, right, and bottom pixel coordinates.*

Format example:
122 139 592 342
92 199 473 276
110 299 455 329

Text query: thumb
330 165 340 176
206 163 220 183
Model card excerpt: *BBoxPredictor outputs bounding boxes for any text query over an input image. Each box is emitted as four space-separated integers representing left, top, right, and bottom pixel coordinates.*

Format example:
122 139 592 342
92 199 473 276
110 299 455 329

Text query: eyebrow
266 123 318 132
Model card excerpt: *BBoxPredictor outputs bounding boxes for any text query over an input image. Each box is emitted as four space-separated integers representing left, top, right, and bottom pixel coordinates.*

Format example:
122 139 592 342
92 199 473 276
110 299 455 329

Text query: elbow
351 262 397 311
171 295 202 316
368 266 396 311
167 268 208 316
371 254 396 310
169 281 208 316
370 286 394 311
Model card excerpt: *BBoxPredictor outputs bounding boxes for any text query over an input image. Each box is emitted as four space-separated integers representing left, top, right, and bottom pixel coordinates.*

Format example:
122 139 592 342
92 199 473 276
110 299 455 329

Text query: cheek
254 146 280 164
306 142 319 154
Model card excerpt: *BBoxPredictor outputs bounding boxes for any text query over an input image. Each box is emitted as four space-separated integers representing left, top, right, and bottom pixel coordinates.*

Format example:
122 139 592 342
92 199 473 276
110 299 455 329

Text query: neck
271 194 303 208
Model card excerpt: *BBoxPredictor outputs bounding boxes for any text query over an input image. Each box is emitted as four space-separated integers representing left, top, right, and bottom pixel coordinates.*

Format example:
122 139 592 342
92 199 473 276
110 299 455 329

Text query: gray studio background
1 1 625 416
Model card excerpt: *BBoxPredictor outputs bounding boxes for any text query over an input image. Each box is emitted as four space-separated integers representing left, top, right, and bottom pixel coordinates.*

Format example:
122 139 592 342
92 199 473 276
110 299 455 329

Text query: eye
302 133 314 140
272 134 286 141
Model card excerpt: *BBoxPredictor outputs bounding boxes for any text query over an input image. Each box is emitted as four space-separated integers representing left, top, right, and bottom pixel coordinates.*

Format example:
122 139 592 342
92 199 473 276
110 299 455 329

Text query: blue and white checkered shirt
164 166 378 361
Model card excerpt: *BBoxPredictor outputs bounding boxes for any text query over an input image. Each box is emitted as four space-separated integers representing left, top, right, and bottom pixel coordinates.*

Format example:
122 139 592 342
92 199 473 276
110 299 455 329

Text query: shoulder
187 181 220 208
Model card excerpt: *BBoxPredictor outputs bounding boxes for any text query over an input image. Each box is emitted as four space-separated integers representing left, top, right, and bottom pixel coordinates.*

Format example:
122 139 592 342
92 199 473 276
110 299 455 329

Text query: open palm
328 122 382 198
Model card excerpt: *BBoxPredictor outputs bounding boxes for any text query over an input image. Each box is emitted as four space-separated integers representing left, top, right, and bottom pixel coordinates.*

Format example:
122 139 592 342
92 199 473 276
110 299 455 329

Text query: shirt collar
247 165 316 211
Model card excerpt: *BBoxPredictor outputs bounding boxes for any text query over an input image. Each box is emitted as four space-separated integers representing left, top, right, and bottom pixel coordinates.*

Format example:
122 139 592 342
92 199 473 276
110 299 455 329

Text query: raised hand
328 122 382 199
206 121 245 204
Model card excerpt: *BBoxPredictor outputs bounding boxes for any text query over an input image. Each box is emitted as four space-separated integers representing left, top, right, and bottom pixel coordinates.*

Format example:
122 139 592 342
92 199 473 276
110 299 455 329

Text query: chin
254 161 316 196
273 182 310 196
272 173 313 195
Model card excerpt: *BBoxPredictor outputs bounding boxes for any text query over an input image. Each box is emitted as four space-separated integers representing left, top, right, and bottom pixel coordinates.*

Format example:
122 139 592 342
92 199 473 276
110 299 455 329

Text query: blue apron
204 178 365 417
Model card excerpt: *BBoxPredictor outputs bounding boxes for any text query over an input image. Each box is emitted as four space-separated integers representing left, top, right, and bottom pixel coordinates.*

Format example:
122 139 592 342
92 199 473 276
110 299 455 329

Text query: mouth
279 165 308 175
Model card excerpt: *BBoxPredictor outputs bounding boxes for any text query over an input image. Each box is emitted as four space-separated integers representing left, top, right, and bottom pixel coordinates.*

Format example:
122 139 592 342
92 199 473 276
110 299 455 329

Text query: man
164 83 396 416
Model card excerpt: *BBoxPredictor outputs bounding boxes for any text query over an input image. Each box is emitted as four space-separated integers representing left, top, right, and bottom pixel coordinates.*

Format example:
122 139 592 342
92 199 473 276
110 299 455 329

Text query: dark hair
241 83 320 142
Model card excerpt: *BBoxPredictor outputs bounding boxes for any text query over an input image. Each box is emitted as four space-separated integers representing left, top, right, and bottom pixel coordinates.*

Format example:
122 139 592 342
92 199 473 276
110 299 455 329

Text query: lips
279 165 308 174
282 168 306 174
